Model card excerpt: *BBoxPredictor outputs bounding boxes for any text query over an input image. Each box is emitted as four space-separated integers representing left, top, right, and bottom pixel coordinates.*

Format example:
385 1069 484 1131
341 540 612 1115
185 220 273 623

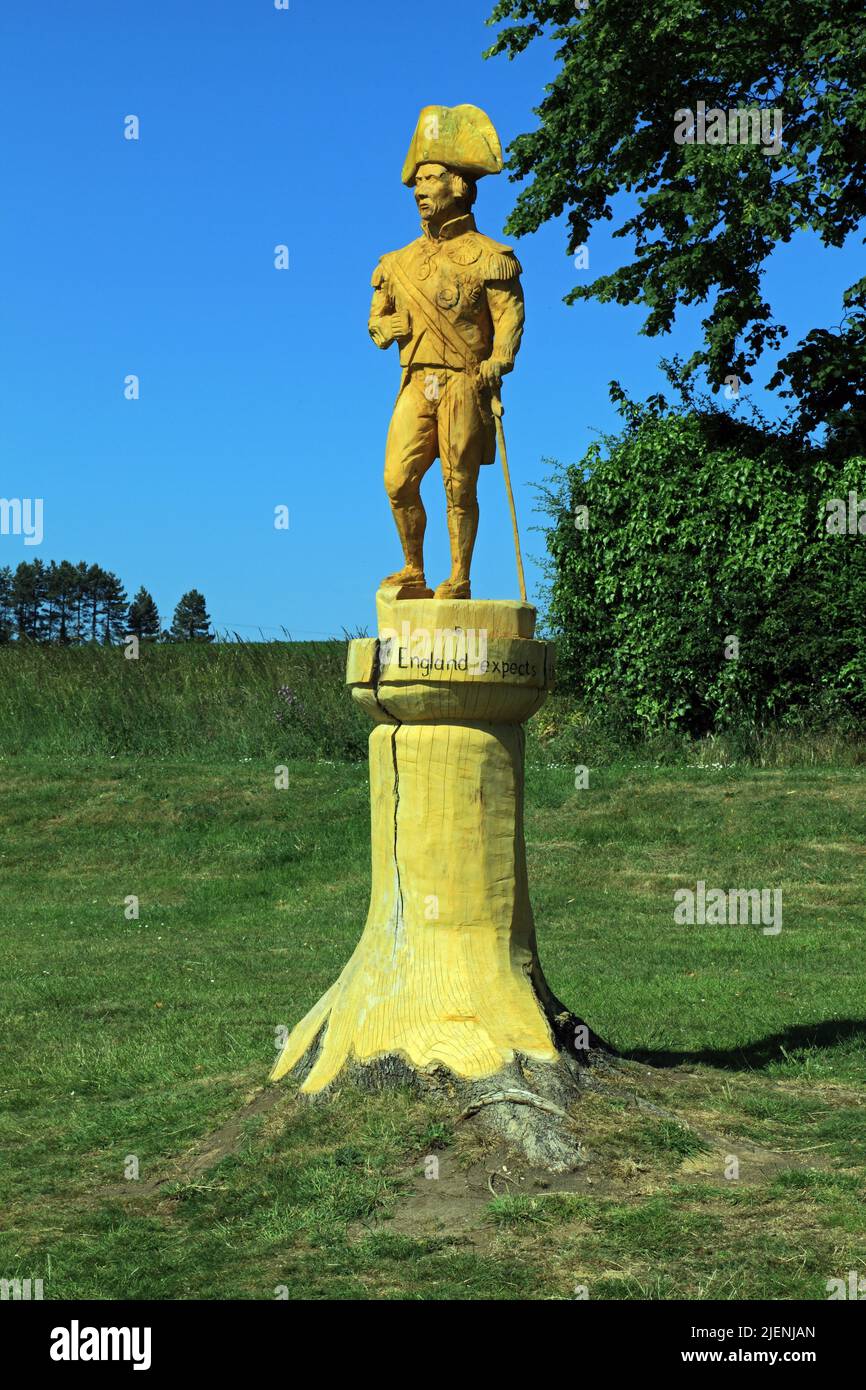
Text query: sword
490 390 527 603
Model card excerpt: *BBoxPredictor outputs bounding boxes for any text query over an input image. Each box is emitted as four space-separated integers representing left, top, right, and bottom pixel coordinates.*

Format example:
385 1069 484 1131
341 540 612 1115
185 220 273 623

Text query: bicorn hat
401 104 504 187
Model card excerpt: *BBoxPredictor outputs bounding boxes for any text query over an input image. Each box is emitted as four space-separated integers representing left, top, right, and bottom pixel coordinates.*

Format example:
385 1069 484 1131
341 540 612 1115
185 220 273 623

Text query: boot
436 498 477 600
433 577 471 599
380 564 434 598
382 500 433 596
380 564 423 585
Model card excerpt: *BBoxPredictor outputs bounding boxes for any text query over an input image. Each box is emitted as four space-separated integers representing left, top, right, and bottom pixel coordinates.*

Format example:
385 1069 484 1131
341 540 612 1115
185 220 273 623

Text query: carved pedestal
271 592 585 1166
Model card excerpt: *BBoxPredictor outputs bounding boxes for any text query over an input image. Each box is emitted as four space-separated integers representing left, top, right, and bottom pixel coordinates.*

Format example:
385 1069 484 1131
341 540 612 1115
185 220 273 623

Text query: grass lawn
1 754 864 1300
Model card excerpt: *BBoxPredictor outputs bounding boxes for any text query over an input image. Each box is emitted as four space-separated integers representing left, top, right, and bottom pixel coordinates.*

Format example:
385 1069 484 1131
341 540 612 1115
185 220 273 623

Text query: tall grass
529 699 866 770
1 640 863 766
0 640 369 760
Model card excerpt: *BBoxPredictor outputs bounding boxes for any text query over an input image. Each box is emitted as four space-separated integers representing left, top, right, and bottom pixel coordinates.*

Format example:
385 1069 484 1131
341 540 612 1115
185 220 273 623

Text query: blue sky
0 0 861 637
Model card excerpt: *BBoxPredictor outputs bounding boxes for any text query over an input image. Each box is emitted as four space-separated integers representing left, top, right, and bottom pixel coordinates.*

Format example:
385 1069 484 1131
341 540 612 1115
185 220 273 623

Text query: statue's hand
477 358 504 390
388 310 412 343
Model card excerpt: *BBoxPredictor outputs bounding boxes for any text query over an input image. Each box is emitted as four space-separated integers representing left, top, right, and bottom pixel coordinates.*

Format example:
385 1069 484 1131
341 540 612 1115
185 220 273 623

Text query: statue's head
413 162 477 225
402 106 502 225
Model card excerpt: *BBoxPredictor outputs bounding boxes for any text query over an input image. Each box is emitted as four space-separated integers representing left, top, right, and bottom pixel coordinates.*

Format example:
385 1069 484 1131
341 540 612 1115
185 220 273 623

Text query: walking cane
491 391 527 603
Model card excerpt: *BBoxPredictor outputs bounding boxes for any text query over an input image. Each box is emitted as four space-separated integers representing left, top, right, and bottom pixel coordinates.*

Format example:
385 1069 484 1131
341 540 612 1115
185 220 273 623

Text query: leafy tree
171 589 214 643
539 381 866 735
126 587 161 641
486 0 866 447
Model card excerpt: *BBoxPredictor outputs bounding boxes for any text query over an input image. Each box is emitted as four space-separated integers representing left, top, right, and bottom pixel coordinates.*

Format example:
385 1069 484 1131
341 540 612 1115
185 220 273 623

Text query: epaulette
485 248 522 281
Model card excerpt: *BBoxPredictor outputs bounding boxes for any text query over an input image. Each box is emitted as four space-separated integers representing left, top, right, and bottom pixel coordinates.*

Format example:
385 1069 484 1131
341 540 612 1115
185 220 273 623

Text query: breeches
384 368 495 512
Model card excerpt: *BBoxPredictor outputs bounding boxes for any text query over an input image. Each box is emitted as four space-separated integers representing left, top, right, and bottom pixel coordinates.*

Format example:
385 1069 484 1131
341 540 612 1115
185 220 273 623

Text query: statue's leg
435 372 487 593
383 375 438 578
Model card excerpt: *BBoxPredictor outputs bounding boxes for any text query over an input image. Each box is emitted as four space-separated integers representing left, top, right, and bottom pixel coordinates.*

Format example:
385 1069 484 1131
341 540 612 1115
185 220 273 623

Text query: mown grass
1 754 864 1299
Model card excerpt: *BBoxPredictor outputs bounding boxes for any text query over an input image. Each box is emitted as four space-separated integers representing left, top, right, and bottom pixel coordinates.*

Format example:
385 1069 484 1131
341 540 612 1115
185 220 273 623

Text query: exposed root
452 1053 585 1171
455 1089 575 1126
280 1033 597 1171
273 972 624 1170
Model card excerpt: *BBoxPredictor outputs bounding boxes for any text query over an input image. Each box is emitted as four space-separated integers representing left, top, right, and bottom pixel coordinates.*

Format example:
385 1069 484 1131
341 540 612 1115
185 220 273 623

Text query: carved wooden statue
368 105 525 600
272 106 592 1169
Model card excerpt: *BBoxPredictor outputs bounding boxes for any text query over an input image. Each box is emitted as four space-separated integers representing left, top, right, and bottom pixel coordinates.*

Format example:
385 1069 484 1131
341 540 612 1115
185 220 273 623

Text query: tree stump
271 592 598 1168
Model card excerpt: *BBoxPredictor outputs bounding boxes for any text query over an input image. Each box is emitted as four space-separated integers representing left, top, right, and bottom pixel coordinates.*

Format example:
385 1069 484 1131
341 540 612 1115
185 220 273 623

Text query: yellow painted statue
272 103 592 1171
369 104 525 600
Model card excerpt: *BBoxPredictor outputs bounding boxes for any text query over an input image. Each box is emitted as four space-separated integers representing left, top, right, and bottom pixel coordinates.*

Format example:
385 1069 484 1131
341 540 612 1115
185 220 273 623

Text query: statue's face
414 163 462 222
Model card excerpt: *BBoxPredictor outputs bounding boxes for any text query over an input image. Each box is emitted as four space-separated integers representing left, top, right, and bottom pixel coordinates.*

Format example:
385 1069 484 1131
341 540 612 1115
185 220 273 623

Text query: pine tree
100 572 128 645
59 560 82 644
12 561 46 640
44 561 59 642
170 589 214 643
45 560 80 644
84 564 107 643
126 586 161 641
0 566 13 642
72 560 89 642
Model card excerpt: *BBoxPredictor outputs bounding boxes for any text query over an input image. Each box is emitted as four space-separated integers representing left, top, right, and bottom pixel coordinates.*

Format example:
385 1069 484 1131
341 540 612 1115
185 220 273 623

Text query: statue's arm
368 262 406 350
486 274 525 376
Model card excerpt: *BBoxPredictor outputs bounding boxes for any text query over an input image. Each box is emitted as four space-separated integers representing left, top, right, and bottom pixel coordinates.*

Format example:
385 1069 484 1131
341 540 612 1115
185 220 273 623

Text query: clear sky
1 1 861 637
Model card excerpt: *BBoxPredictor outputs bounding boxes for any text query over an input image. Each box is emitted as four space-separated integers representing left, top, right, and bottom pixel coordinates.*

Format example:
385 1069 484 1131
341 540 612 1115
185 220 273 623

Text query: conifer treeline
0 560 213 644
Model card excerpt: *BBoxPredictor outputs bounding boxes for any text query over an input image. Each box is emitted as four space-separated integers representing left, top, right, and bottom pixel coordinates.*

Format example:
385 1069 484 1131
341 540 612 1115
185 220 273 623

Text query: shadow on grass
625 1018 866 1071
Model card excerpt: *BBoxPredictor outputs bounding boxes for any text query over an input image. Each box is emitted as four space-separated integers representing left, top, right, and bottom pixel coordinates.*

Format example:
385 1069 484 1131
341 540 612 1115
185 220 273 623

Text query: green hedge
539 393 866 736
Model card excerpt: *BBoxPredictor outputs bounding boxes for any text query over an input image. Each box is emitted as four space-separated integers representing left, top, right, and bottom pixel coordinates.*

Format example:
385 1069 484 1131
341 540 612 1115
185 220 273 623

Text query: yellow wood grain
271 594 560 1090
